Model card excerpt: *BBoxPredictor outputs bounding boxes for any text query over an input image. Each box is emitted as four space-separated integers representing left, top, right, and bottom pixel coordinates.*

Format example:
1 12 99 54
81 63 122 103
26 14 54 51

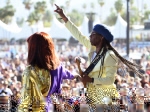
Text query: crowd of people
0 42 150 111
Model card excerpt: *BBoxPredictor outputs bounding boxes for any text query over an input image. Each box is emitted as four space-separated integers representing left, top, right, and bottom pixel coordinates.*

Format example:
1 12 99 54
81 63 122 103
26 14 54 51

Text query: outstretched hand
54 4 63 15
54 4 68 22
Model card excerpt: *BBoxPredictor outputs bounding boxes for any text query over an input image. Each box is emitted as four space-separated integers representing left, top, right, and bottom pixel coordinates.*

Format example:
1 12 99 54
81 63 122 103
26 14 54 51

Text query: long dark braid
98 40 108 78
106 42 143 77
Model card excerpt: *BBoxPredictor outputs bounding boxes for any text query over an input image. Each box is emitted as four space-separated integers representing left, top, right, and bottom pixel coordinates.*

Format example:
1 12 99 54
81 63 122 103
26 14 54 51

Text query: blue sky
0 0 150 22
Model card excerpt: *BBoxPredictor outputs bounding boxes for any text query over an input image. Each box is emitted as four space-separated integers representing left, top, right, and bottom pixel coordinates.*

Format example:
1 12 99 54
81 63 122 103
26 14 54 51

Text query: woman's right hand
75 57 81 66
54 4 68 23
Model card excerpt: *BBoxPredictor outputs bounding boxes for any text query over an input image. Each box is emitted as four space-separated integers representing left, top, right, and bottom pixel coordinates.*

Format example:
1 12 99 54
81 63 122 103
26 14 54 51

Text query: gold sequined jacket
18 65 51 112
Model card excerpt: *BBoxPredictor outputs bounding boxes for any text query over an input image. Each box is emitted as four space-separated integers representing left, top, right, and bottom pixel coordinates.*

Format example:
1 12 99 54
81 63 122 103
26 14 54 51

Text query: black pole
126 0 130 56
86 12 95 33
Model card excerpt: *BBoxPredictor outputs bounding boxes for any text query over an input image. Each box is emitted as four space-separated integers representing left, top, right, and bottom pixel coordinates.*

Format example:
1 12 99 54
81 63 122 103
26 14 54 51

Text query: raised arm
54 4 91 49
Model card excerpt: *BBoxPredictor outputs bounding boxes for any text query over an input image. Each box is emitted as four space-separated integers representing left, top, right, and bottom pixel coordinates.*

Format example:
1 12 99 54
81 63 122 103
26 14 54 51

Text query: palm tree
115 0 123 13
99 0 104 7
23 0 33 10
27 1 47 25
130 0 134 7
50 0 55 7
144 10 150 21
98 0 105 22
22 0 33 26
68 9 84 26
43 10 52 27
132 7 142 25
0 0 16 24
104 8 117 26
34 1 47 15
16 18 24 27
27 12 36 25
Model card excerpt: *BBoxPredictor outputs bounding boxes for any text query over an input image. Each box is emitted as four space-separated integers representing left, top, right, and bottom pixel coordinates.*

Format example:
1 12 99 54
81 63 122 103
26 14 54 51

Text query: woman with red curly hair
18 32 77 112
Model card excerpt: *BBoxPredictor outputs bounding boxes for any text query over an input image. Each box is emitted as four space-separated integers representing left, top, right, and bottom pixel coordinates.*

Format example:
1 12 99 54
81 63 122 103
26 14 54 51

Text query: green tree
142 4 150 24
130 6 141 25
144 10 150 20
104 8 117 26
50 0 55 6
68 9 84 26
27 12 36 25
130 0 134 6
98 0 104 7
23 0 33 10
27 1 47 25
16 18 24 27
34 1 47 22
115 0 123 13
23 0 33 25
43 10 52 27
98 0 105 22
0 0 16 24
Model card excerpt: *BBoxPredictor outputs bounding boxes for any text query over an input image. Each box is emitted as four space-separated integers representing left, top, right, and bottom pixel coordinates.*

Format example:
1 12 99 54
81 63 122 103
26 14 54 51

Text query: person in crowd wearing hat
54 4 143 110
18 32 79 112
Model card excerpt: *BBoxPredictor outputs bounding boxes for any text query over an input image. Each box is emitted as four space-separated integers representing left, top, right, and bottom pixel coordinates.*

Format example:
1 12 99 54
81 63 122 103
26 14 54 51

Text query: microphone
75 57 86 64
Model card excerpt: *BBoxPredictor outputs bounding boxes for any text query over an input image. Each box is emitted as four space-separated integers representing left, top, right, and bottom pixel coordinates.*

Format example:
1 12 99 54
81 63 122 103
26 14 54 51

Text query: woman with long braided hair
54 4 143 111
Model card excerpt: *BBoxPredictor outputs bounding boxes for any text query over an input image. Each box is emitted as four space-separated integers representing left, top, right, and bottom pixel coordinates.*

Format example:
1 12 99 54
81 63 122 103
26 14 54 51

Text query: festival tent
0 20 12 39
11 22 33 39
9 18 21 34
49 16 71 40
111 14 127 39
0 18 22 39
11 19 49 39
11 21 52 39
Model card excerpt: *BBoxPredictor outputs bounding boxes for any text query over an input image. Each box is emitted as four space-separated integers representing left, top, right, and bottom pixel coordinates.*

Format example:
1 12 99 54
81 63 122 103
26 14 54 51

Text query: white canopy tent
112 14 127 39
49 16 71 40
12 21 50 39
0 18 23 39
11 22 33 39
0 20 12 39
9 17 21 34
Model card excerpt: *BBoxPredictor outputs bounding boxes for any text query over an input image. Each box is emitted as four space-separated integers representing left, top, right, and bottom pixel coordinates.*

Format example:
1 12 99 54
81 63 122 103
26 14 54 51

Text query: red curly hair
27 32 60 70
